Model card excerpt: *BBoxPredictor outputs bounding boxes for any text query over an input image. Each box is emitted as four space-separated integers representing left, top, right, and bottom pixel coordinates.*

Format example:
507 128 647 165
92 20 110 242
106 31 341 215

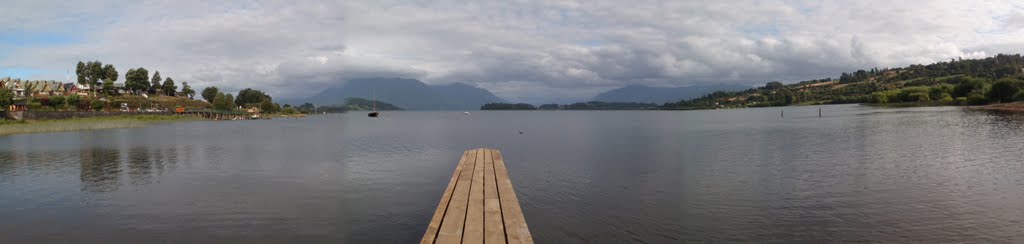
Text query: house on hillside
51 81 66 95
113 83 128 94
75 83 91 96
25 81 39 97
40 81 64 96
26 80 56 97
3 79 27 97
62 83 77 95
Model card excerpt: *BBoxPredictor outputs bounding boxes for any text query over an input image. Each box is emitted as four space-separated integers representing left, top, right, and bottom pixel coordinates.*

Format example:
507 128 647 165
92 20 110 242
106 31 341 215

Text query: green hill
660 53 1024 110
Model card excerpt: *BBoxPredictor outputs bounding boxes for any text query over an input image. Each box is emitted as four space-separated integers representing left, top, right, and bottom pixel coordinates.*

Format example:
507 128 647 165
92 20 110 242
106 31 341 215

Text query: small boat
368 93 380 118
463 111 470 115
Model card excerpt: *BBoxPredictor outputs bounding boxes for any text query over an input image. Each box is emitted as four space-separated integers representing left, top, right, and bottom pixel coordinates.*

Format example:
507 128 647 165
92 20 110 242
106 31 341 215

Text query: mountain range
305 78 505 110
592 84 752 104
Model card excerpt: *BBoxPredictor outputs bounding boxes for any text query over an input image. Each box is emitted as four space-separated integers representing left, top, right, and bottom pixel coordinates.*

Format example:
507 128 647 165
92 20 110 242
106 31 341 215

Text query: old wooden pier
421 148 533 244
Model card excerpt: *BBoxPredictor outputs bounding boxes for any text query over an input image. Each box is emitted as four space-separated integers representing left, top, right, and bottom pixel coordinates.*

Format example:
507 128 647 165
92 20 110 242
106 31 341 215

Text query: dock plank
483 149 506 243
493 150 533 244
435 149 479 243
463 149 487 243
420 150 472 244
422 148 531 244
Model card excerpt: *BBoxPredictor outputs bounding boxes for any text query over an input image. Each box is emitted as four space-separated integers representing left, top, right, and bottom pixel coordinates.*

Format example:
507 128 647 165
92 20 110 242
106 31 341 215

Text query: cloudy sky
2 0 1024 103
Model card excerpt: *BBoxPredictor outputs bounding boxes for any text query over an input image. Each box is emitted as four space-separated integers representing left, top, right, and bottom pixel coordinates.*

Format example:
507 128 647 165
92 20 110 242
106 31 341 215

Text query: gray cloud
2 0 1023 103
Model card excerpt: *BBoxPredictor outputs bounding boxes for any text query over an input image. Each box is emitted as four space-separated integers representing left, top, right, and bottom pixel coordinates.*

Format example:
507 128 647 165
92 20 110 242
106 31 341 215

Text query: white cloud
2 0 1024 102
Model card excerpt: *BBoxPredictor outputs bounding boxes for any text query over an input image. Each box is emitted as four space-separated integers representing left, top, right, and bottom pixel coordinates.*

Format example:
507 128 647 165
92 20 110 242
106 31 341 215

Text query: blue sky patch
0 68 42 79
0 30 81 46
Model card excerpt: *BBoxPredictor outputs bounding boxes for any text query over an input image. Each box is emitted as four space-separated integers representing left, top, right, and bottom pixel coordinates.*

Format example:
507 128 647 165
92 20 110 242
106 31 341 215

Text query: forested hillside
661 54 1024 110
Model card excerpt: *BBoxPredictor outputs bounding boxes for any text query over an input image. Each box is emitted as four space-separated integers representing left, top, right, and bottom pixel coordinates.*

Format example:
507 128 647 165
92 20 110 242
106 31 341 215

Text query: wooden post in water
781 109 784 118
818 107 822 118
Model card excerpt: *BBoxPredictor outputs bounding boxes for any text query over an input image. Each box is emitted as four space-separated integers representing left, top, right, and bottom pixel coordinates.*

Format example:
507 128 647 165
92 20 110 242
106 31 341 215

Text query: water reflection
79 148 121 193
127 147 153 185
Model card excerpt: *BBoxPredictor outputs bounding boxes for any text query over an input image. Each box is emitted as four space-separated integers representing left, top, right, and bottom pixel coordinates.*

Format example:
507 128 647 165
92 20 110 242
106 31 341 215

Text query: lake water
2 104 1024 243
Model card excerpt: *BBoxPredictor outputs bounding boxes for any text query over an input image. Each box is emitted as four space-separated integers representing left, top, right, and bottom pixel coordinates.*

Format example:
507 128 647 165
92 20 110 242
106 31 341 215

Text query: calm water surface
3 104 1024 243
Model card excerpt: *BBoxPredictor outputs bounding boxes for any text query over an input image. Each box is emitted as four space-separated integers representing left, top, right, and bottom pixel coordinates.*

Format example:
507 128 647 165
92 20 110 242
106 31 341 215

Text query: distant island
660 53 1024 110
335 97 403 111
480 103 537 110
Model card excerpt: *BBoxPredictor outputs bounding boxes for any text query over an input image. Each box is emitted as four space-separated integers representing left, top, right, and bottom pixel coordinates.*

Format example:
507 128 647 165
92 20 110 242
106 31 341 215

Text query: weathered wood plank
423 148 532 244
483 149 507 244
420 150 473 244
463 149 487 243
493 150 534 244
435 149 479 244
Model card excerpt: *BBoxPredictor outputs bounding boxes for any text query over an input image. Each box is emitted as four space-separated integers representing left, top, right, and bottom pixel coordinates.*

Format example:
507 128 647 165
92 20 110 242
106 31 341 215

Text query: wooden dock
421 148 533 244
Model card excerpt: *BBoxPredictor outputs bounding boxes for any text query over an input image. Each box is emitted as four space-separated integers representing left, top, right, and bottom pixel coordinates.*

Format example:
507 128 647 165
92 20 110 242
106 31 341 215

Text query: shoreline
966 102 1024 113
0 115 201 137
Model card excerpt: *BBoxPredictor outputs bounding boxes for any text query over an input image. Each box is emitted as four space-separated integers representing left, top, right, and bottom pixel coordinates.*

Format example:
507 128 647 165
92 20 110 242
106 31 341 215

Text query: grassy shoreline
0 115 200 136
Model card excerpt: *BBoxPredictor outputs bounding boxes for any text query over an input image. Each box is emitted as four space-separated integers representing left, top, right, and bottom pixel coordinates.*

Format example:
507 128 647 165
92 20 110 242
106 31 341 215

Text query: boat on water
368 95 380 118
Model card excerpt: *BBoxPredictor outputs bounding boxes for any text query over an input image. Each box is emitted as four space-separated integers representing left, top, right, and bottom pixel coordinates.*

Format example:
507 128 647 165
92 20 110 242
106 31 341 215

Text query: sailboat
367 94 379 118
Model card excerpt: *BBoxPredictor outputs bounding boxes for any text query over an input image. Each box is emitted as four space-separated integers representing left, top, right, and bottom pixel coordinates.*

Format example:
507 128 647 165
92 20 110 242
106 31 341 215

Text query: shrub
91 100 106 111
28 100 43 110
953 78 989 97
282 107 298 115
66 94 82 110
868 92 889 103
905 92 931 102
929 84 954 99
49 96 66 109
988 78 1022 103
898 87 931 102
967 94 989 105
955 97 968 105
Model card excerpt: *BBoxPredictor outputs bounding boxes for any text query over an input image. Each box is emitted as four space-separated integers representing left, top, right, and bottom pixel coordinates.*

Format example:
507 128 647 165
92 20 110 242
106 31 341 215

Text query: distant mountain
592 84 751 104
306 78 505 110
432 83 506 110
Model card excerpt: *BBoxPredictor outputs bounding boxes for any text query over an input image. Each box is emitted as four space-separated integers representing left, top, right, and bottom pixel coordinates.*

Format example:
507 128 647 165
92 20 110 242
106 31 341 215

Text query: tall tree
234 88 271 106
75 61 87 88
0 87 13 110
86 61 104 96
102 64 118 95
212 92 227 110
103 79 115 95
125 68 150 94
103 64 118 82
163 77 177 96
225 93 235 109
259 99 274 113
150 71 162 94
181 82 195 99
202 86 219 103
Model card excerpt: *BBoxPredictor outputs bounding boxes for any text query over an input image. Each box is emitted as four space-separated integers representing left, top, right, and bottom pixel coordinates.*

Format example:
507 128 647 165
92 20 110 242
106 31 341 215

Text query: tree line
75 61 195 98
